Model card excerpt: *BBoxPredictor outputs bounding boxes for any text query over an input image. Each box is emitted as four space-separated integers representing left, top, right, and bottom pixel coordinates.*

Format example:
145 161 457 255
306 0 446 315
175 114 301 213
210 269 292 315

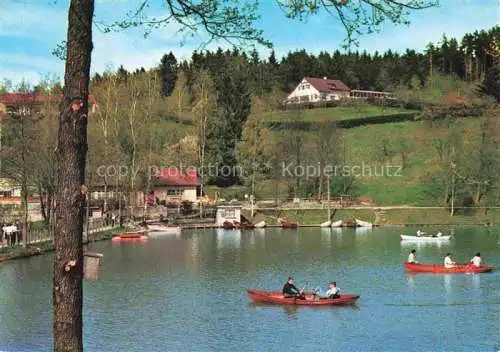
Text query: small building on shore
153 167 199 203
215 205 242 226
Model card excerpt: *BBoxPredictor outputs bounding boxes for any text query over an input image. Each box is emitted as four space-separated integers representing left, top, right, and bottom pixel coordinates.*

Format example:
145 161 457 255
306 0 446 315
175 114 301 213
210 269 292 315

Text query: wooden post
250 194 254 219
83 252 103 280
327 175 331 221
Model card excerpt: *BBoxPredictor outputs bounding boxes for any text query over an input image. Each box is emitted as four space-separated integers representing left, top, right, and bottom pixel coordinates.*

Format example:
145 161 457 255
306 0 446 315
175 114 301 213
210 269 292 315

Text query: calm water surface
0 227 499 352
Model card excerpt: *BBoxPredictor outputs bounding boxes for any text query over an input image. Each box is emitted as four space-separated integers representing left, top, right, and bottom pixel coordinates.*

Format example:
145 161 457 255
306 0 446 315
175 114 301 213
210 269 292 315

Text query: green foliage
480 64 500 102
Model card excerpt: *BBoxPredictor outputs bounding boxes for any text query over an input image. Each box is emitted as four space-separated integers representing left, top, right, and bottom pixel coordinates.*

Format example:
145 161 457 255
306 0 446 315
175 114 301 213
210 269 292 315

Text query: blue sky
0 0 499 86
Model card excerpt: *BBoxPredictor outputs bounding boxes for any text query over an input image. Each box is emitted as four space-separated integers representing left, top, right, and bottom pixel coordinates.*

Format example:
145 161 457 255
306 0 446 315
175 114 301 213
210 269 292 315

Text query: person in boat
416 229 425 237
324 281 340 299
282 277 304 299
444 253 456 268
407 249 418 264
436 231 442 237
469 252 481 267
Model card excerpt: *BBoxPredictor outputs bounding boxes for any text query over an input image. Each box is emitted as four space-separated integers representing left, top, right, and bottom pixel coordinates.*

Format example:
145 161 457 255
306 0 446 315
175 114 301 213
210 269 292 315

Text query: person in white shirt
416 230 422 237
324 281 340 299
470 252 481 267
408 249 417 263
436 231 442 237
444 253 456 268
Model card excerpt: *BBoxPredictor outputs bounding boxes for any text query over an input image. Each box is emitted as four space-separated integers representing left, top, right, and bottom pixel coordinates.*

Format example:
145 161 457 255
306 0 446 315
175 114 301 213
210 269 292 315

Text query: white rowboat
355 219 373 227
320 220 332 227
331 220 343 228
147 224 182 236
254 221 266 228
400 234 451 242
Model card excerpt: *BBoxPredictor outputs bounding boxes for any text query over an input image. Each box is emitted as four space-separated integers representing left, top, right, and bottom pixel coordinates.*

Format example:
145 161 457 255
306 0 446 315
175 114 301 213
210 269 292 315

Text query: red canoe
112 232 148 242
403 262 494 274
247 289 359 306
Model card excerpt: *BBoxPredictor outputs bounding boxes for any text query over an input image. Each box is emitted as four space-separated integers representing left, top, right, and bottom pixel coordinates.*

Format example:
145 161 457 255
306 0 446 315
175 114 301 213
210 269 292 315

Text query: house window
167 189 183 196
223 208 236 217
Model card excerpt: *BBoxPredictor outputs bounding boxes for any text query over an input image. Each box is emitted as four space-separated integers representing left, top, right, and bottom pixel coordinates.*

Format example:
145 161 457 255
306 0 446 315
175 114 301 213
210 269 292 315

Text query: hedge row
279 98 428 111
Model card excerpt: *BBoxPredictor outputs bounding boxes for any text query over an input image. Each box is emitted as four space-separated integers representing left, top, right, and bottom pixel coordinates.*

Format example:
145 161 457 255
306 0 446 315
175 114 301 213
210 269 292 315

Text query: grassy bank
0 226 130 262
250 207 500 226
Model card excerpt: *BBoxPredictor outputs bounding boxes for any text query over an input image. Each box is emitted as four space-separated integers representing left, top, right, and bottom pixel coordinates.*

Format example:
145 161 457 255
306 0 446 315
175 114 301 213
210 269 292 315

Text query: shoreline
2 220 498 263
0 226 130 263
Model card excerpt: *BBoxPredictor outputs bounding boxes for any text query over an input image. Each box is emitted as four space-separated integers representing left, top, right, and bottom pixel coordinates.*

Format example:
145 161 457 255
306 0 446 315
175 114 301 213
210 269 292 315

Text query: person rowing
324 281 340 299
469 252 481 267
416 229 428 237
282 276 305 299
444 253 456 268
407 249 418 264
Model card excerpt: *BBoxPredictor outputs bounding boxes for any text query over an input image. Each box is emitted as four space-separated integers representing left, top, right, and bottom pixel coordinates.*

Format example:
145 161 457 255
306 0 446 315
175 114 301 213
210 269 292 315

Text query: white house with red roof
153 167 199 203
285 77 351 104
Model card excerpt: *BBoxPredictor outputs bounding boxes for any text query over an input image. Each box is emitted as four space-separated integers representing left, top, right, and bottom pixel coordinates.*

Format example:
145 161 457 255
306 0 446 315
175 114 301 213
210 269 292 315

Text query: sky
0 0 499 86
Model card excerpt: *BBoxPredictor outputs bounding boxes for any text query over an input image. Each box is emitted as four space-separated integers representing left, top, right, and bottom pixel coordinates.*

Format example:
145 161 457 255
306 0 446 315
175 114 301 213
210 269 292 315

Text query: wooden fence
1 219 113 248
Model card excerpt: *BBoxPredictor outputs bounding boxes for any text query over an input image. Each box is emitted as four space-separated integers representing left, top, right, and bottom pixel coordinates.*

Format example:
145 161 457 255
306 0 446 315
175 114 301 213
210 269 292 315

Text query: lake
0 226 499 352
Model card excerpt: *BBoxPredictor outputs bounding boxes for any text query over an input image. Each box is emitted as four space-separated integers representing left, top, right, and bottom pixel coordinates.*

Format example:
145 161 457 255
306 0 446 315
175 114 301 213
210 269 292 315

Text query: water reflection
247 302 298 320
407 273 416 291
320 228 332 248
400 240 448 249
470 273 481 291
444 274 452 294
215 229 242 249
354 227 373 235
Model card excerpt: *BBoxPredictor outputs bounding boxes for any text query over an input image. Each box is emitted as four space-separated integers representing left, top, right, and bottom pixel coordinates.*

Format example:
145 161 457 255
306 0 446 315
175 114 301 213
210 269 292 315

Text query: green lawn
264 105 417 122
213 116 487 206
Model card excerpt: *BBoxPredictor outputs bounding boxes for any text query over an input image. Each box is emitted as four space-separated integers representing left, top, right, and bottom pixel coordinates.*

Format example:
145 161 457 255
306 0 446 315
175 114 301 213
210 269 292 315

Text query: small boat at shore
112 232 148 242
320 220 331 227
354 219 373 227
331 220 343 228
247 289 359 306
400 234 451 242
146 224 182 235
254 220 266 228
403 262 495 274
279 218 298 229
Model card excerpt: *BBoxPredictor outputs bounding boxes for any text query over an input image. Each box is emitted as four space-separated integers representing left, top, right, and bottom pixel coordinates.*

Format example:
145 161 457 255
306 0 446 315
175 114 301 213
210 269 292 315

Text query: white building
215 205 242 226
285 77 351 104
153 167 199 203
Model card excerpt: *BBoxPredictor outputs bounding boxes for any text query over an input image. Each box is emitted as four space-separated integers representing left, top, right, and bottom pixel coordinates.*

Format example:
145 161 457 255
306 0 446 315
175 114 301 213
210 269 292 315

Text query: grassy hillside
343 117 483 205
264 105 417 122
171 100 494 206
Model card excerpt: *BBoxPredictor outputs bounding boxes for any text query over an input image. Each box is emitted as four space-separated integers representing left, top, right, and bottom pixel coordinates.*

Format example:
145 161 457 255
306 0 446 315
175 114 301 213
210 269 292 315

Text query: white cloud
0 2 66 38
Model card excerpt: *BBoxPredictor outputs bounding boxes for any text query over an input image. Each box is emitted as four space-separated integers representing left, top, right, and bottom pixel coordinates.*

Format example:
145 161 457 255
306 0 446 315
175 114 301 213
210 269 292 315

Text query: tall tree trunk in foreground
53 1 94 351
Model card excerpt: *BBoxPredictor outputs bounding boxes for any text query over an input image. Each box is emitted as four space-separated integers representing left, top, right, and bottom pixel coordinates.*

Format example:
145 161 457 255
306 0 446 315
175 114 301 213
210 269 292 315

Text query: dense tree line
91 26 500 97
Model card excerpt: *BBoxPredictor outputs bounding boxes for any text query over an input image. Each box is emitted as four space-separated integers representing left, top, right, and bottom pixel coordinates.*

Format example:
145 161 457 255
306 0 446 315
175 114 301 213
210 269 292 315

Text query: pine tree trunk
53 1 94 351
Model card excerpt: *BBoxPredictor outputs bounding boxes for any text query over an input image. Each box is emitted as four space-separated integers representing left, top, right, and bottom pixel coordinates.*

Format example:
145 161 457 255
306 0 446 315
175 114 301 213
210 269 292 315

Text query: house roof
154 167 199 187
303 77 350 93
0 93 96 105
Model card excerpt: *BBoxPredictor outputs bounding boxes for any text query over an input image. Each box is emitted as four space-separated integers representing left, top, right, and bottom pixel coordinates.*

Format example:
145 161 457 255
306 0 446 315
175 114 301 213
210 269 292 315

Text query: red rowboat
247 289 359 306
112 232 148 242
403 262 494 274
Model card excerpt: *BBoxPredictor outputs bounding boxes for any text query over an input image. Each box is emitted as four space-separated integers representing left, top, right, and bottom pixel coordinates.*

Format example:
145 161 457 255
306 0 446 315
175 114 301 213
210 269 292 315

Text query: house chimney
323 76 327 80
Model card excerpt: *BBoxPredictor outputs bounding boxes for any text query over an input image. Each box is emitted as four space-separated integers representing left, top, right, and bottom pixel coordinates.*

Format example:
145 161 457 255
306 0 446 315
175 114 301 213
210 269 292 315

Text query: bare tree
191 68 218 196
